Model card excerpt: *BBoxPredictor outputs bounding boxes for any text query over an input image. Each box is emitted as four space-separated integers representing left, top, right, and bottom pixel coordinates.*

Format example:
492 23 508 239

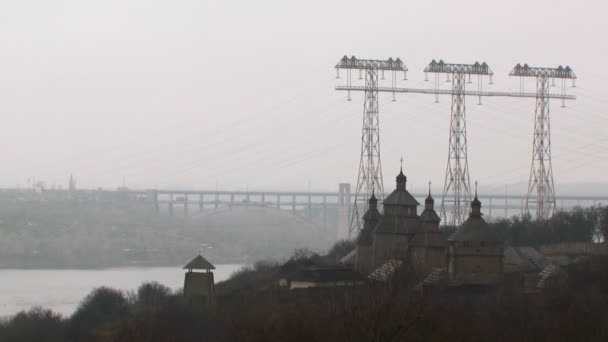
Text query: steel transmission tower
424 60 493 226
335 56 408 236
510 64 577 222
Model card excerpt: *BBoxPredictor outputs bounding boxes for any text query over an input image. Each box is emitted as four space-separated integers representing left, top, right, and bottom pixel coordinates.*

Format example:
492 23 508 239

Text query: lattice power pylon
424 60 493 226
336 58 575 228
335 56 407 236
510 64 577 222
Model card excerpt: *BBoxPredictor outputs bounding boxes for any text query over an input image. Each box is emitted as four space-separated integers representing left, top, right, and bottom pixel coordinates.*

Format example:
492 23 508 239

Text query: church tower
448 192 504 286
408 186 447 274
372 167 420 268
355 193 382 274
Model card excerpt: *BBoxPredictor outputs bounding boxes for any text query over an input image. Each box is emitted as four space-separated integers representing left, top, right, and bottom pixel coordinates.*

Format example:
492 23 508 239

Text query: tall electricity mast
336 58 575 227
335 56 407 236
510 64 577 222
424 60 493 226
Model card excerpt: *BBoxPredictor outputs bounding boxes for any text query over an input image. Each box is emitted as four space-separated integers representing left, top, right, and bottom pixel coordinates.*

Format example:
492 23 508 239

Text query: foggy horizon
1 0 606 193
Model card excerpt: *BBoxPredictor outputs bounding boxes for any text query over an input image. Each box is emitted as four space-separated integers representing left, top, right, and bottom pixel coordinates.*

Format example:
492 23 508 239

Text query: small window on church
480 241 486 247
463 241 469 247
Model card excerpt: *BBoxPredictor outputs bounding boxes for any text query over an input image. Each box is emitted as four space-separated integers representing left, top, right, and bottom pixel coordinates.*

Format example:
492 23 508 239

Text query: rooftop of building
449 195 502 243
183 254 216 271
383 168 419 207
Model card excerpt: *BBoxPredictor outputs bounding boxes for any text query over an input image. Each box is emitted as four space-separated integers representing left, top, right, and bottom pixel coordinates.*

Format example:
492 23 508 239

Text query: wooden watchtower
183 254 216 306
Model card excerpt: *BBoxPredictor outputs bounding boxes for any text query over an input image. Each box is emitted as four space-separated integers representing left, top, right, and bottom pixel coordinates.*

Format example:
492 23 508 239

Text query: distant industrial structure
3 185 604 239
336 56 576 234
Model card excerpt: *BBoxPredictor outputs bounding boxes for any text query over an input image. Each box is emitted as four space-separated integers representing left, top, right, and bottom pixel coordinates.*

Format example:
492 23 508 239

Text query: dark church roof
383 169 419 207
183 255 216 271
276 254 326 278
383 190 420 206
448 196 501 243
358 194 383 246
410 190 444 245
419 208 441 223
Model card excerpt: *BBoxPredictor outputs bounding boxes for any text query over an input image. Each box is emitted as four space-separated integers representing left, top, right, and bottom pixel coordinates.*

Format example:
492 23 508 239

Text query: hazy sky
1 0 607 193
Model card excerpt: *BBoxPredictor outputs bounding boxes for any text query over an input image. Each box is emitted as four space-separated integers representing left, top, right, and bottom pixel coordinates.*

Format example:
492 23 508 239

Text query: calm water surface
0 265 243 317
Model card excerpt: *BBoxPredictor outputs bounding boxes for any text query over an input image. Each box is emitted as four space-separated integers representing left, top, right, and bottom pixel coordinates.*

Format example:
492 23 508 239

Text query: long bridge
136 184 607 222
5 185 606 237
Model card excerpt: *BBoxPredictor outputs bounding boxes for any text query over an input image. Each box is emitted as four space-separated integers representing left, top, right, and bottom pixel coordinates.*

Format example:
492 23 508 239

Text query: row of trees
487 206 608 246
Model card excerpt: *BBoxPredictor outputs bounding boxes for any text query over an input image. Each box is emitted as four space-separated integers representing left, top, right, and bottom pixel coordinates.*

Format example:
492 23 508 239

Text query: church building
354 167 448 276
353 167 504 288
371 168 422 269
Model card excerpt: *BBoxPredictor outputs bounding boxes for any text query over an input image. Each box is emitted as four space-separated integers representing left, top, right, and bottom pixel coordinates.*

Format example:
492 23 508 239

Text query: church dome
383 168 419 207
448 196 501 243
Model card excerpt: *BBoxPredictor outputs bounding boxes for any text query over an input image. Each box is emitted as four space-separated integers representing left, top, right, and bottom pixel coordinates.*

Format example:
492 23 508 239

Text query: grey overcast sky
0 0 607 193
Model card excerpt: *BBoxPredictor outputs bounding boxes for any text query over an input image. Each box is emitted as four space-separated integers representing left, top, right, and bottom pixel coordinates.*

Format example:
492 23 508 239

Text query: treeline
1 255 608 341
488 206 608 246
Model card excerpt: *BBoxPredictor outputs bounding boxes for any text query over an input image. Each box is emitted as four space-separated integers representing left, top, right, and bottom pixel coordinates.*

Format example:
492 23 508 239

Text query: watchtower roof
183 255 216 271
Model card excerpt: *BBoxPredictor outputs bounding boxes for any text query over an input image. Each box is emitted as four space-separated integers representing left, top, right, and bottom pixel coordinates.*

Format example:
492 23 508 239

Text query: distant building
276 254 325 288
183 254 216 306
68 174 76 193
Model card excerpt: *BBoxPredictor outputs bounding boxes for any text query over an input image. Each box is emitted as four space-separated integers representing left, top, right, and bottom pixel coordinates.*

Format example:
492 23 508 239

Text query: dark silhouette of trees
0 307 65 342
489 206 601 246
135 282 171 308
68 287 129 341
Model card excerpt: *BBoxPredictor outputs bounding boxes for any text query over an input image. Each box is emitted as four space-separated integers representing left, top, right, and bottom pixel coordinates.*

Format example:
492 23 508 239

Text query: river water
0 265 243 317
